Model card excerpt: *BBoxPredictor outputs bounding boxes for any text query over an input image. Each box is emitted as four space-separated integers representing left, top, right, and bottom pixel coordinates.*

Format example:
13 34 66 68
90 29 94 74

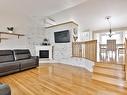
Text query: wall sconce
73 28 78 42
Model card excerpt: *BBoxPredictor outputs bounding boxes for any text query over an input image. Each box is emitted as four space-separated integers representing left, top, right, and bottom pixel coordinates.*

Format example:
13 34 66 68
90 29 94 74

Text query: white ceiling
49 0 127 31
1 0 127 31
0 0 87 17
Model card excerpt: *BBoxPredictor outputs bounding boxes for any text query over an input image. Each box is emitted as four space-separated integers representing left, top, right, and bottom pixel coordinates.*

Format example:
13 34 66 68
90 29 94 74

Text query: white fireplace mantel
35 45 53 59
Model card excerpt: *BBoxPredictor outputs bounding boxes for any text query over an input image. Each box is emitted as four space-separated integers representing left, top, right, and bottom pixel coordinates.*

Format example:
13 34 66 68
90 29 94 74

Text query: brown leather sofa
0 49 39 76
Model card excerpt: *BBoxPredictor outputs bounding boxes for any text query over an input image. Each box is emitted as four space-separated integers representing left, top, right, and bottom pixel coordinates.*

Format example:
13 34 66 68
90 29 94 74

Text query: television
54 30 70 43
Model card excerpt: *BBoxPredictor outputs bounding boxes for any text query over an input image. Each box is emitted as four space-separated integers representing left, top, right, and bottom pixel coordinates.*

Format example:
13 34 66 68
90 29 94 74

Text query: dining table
99 43 125 60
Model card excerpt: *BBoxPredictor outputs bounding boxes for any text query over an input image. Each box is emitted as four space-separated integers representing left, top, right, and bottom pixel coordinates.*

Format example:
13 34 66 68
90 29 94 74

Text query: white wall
0 14 45 55
0 14 28 49
0 13 81 58
45 22 78 59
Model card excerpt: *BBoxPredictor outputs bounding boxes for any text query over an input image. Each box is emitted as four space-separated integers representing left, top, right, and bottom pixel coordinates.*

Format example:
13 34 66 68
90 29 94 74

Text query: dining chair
118 47 125 56
125 38 127 63
99 44 106 61
106 40 117 62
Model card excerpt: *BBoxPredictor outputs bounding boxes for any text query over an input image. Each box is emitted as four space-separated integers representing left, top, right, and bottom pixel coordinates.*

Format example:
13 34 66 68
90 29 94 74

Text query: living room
0 0 127 95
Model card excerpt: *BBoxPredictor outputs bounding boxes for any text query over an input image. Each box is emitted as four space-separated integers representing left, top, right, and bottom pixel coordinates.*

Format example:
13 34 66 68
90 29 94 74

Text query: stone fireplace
39 50 49 58
35 46 53 59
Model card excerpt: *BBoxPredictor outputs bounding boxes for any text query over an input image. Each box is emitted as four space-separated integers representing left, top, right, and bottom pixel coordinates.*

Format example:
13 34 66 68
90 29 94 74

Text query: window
94 31 124 44
79 32 90 41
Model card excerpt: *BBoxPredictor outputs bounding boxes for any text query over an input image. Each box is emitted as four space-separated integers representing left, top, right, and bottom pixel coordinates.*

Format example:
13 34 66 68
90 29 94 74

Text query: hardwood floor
0 63 127 95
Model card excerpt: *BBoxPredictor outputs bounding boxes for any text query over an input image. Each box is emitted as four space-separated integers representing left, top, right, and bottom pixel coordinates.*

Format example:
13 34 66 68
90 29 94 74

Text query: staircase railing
72 40 97 62
125 38 127 80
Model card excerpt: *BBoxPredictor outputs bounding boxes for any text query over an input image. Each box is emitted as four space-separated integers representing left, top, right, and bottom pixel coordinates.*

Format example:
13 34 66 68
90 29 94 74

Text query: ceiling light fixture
105 16 112 37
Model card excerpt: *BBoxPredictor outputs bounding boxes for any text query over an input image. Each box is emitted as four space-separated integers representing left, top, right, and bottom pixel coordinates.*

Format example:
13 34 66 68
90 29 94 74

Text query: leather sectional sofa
0 49 39 76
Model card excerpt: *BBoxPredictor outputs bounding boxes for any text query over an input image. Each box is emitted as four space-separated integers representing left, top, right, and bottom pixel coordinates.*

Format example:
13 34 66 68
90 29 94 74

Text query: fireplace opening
39 50 49 58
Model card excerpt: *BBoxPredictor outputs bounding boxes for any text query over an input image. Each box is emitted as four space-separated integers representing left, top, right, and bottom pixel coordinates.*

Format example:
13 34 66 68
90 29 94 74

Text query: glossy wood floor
0 63 127 95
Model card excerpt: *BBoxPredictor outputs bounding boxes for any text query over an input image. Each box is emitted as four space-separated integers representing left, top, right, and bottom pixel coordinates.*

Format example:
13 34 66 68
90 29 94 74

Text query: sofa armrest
0 83 11 95
31 56 39 66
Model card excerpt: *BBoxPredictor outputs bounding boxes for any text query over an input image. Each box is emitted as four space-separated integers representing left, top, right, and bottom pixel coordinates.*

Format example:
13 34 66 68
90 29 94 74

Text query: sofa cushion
17 59 36 70
0 50 14 63
14 49 31 61
0 61 19 73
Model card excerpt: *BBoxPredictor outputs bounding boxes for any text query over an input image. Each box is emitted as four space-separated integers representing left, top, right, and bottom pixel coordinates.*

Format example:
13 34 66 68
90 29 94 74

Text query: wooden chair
106 40 117 62
99 44 106 61
125 38 127 63
125 38 127 80
118 47 125 56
